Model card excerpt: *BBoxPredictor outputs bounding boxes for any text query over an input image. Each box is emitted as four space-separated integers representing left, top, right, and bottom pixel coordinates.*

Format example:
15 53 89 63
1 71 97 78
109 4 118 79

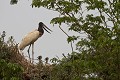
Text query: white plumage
19 29 42 50
19 22 52 63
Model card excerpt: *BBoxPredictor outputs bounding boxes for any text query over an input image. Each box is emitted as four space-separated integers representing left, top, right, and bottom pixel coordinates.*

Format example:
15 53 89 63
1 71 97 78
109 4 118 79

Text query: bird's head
38 22 52 34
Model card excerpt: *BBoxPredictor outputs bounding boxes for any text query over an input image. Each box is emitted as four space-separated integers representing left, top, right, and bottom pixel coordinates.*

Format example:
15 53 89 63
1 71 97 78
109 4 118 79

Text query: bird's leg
27 44 31 63
32 43 34 64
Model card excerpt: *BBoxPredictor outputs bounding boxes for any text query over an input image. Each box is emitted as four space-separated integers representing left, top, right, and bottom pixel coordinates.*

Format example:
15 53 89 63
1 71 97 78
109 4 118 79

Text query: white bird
19 22 52 63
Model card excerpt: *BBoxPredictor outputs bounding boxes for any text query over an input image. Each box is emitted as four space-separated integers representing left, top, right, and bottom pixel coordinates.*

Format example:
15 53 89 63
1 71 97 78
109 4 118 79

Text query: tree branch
59 26 74 52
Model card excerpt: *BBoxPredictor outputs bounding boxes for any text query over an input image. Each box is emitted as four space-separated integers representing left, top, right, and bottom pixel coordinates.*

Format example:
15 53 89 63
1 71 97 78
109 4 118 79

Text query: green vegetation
31 0 120 80
0 31 23 80
3 0 120 79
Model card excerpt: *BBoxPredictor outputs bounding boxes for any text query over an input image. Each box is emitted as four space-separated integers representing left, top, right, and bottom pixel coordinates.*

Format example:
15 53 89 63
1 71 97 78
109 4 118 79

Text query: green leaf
67 36 79 43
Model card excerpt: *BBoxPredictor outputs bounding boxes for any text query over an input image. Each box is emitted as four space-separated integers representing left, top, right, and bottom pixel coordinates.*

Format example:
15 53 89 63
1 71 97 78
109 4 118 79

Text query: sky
0 0 78 62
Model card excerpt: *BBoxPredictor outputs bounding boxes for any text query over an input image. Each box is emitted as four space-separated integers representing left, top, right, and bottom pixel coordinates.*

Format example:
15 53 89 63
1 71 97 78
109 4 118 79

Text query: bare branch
59 26 74 52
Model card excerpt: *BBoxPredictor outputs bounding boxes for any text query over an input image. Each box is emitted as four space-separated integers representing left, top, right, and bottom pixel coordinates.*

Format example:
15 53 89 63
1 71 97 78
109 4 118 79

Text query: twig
59 26 74 52
59 26 69 37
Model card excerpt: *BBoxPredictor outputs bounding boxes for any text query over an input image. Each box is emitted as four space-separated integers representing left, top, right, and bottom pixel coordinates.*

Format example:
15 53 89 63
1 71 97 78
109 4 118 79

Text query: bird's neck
38 27 44 35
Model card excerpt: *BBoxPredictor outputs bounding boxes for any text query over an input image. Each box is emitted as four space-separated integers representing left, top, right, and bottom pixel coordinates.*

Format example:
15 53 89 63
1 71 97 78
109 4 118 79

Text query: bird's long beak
43 24 52 34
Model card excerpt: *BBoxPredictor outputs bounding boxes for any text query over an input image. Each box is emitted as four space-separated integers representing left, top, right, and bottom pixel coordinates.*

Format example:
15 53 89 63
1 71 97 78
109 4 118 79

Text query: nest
0 34 53 79
7 44 52 79
1 41 34 70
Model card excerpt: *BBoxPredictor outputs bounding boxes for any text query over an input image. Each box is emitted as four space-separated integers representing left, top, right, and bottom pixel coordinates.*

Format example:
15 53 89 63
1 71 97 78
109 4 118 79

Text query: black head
39 22 44 27
38 22 52 34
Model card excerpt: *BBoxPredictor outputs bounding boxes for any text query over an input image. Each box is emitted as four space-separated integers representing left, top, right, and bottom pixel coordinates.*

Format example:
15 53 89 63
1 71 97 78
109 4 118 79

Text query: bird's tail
18 43 25 50
17 43 24 55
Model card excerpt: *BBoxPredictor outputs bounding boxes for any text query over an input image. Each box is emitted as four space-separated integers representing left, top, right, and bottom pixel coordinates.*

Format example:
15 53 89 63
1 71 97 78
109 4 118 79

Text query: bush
0 31 23 80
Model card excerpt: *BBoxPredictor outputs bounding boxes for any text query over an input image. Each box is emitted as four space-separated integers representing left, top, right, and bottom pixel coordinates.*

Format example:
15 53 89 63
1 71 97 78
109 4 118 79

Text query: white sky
0 0 78 62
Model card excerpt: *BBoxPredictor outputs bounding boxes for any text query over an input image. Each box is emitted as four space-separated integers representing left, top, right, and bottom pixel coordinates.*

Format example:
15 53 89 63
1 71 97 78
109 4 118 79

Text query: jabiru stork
19 22 52 63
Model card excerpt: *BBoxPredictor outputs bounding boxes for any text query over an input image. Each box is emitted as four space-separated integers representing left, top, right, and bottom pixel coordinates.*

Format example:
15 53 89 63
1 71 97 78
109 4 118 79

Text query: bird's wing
19 30 40 50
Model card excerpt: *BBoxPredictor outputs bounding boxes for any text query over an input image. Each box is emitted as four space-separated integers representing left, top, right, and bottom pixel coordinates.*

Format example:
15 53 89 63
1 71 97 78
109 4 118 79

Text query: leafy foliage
0 31 23 80
10 0 18 5
0 59 23 80
9 0 120 80
31 0 120 80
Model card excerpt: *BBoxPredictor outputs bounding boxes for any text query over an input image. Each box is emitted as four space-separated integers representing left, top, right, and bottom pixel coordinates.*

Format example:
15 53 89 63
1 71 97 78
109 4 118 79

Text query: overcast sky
0 0 78 62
